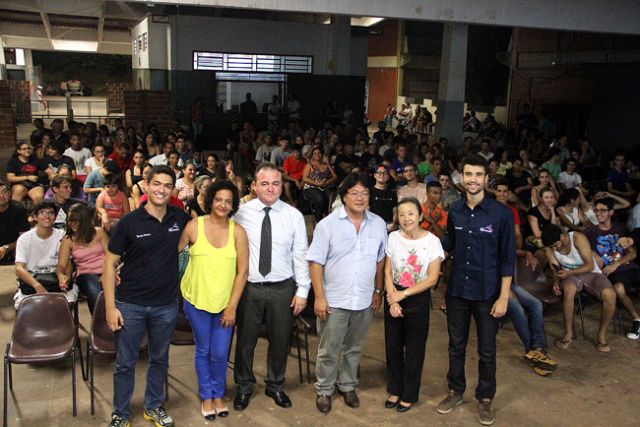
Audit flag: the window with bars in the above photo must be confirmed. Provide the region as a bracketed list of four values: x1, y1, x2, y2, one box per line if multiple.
[193, 51, 313, 74]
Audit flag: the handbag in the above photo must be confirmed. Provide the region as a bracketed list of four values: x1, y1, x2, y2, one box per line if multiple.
[19, 272, 63, 295]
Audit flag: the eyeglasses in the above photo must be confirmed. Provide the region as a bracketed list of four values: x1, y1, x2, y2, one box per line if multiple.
[37, 210, 56, 216]
[346, 191, 369, 198]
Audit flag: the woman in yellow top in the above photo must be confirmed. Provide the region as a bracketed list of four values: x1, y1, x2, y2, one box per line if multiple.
[179, 180, 249, 420]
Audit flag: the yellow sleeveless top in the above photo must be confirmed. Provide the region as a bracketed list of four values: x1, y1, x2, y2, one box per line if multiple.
[181, 216, 236, 313]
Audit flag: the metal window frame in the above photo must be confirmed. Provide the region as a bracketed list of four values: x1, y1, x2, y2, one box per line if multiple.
[192, 51, 313, 74]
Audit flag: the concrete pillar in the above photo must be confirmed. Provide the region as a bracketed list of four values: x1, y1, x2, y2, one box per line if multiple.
[327, 15, 351, 75]
[435, 23, 468, 148]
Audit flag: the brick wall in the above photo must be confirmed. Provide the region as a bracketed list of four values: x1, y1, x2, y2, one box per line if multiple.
[7, 80, 31, 123]
[0, 81, 17, 149]
[123, 90, 173, 131]
[106, 82, 132, 112]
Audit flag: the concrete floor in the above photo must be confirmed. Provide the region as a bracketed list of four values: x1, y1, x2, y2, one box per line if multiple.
[1, 265, 639, 427]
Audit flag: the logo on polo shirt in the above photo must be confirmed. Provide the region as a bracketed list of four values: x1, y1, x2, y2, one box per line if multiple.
[136, 233, 152, 238]
[168, 222, 180, 232]
[479, 225, 494, 233]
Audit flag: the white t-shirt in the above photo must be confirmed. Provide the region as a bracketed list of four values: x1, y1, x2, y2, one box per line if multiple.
[255, 144, 275, 163]
[627, 203, 640, 231]
[385, 230, 444, 288]
[397, 183, 428, 205]
[64, 147, 92, 176]
[84, 156, 102, 173]
[451, 169, 462, 186]
[15, 228, 65, 274]
[557, 171, 582, 189]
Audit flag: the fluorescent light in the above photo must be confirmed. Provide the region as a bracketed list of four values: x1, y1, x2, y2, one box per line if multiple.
[51, 40, 98, 52]
[15, 49, 25, 66]
[322, 17, 385, 26]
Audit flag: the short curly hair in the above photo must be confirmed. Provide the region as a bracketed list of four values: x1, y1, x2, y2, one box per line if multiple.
[204, 179, 240, 217]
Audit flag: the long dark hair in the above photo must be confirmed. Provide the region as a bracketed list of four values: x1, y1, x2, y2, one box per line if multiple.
[65, 204, 96, 244]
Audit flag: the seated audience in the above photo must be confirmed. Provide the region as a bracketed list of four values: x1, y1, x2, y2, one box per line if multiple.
[6, 141, 45, 203]
[556, 157, 582, 190]
[175, 160, 198, 203]
[607, 150, 635, 200]
[420, 181, 447, 239]
[397, 163, 427, 205]
[131, 163, 153, 208]
[56, 203, 109, 314]
[557, 188, 594, 232]
[14, 201, 78, 310]
[125, 149, 146, 193]
[84, 160, 120, 205]
[96, 174, 129, 232]
[369, 165, 397, 230]
[186, 175, 211, 219]
[542, 224, 616, 352]
[302, 145, 337, 223]
[0, 181, 30, 265]
[46, 174, 86, 228]
[583, 197, 640, 339]
[282, 146, 307, 206]
[84, 143, 106, 174]
[527, 187, 560, 248]
[438, 171, 461, 211]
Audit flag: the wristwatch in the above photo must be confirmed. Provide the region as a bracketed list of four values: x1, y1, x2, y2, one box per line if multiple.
[374, 289, 382, 295]
[1, 245, 8, 251]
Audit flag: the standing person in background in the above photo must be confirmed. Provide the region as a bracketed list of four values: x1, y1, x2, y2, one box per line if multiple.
[179, 180, 249, 420]
[287, 93, 301, 122]
[102, 165, 190, 427]
[308, 173, 387, 414]
[191, 97, 205, 142]
[436, 154, 514, 426]
[384, 197, 443, 412]
[232, 163, 310, 411]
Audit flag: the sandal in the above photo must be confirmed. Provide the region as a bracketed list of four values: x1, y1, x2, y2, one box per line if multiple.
[596, 341, 611, 353]
[554, 338, 573, 350]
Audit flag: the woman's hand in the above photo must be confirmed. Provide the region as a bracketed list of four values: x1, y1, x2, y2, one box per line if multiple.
[386, 289, 405, 305]
[389, 303, 403, 318]
[220, 306, 237, 328]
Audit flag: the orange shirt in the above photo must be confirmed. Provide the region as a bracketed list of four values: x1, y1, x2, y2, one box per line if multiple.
[283, 155, 307, 181]
[420, 203, 447, 231]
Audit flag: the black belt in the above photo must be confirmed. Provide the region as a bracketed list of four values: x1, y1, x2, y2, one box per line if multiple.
[248, 277, 293, 286]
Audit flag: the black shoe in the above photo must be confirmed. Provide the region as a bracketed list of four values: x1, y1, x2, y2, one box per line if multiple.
[384, 397, 399, 409]
[396, 402, 412, 413]
[265, 389, 292, 408]
[316, 394, 332, 414]
[339, 390, 360, 408]
[233, 393, 251, 411]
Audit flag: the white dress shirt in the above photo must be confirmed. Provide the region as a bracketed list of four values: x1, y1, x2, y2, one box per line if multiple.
[233, 198, 311, 298]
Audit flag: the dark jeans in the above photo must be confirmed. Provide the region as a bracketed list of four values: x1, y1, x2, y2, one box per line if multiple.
[507, 284, 546, 352]
[303, 187, 328, 223]
[113, 300, 178, 419]
[445, 294, 499, 400]
[76, 273, 102, 314]
[234, 279, 295, 394]
[384, 288, 430, 403]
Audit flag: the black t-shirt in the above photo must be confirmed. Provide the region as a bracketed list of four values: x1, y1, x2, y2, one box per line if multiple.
[506, 170, 532, 204]
[39, 155, 76, 174]
[527, 206, 553, 232]
[109, 205, 190, 305]
[6, 156, 39, 176]
[369, 187, 397, 224]
[0, 201, 30, 248]
[360, 152, 383, 173]
[186, 198, 206, 217]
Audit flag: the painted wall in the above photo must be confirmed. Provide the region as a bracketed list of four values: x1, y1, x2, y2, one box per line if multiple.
[170, 15, 366, 76]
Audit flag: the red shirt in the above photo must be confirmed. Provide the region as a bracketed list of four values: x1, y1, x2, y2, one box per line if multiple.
[507, 203, 521, 225]
[109, 151, 134, 173]
[283, 155, 307, 181]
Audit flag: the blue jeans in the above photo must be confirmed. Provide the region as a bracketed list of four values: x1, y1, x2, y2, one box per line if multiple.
[113, 300, 178, 419]
[183, 300, 234, 400]
[507, 284, 546, 352]
[76, 273, 102, 314]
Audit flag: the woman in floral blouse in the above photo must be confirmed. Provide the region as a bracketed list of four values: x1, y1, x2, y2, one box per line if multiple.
[383, 197, 444, 412]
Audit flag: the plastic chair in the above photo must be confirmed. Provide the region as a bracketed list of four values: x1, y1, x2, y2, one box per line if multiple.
[86, 292, 148, 414]
[3, 294, 78, 426]
[86, 292, 115, 415]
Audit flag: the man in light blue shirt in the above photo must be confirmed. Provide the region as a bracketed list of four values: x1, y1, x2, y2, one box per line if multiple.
[307, 173, 387, 414]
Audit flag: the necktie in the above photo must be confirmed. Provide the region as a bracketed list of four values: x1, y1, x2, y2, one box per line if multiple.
[259, 207, 272, 276]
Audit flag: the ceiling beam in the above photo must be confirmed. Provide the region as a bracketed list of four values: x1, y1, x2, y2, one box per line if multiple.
[34, 0, 53, 48]
[97, 0, 107, 48]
